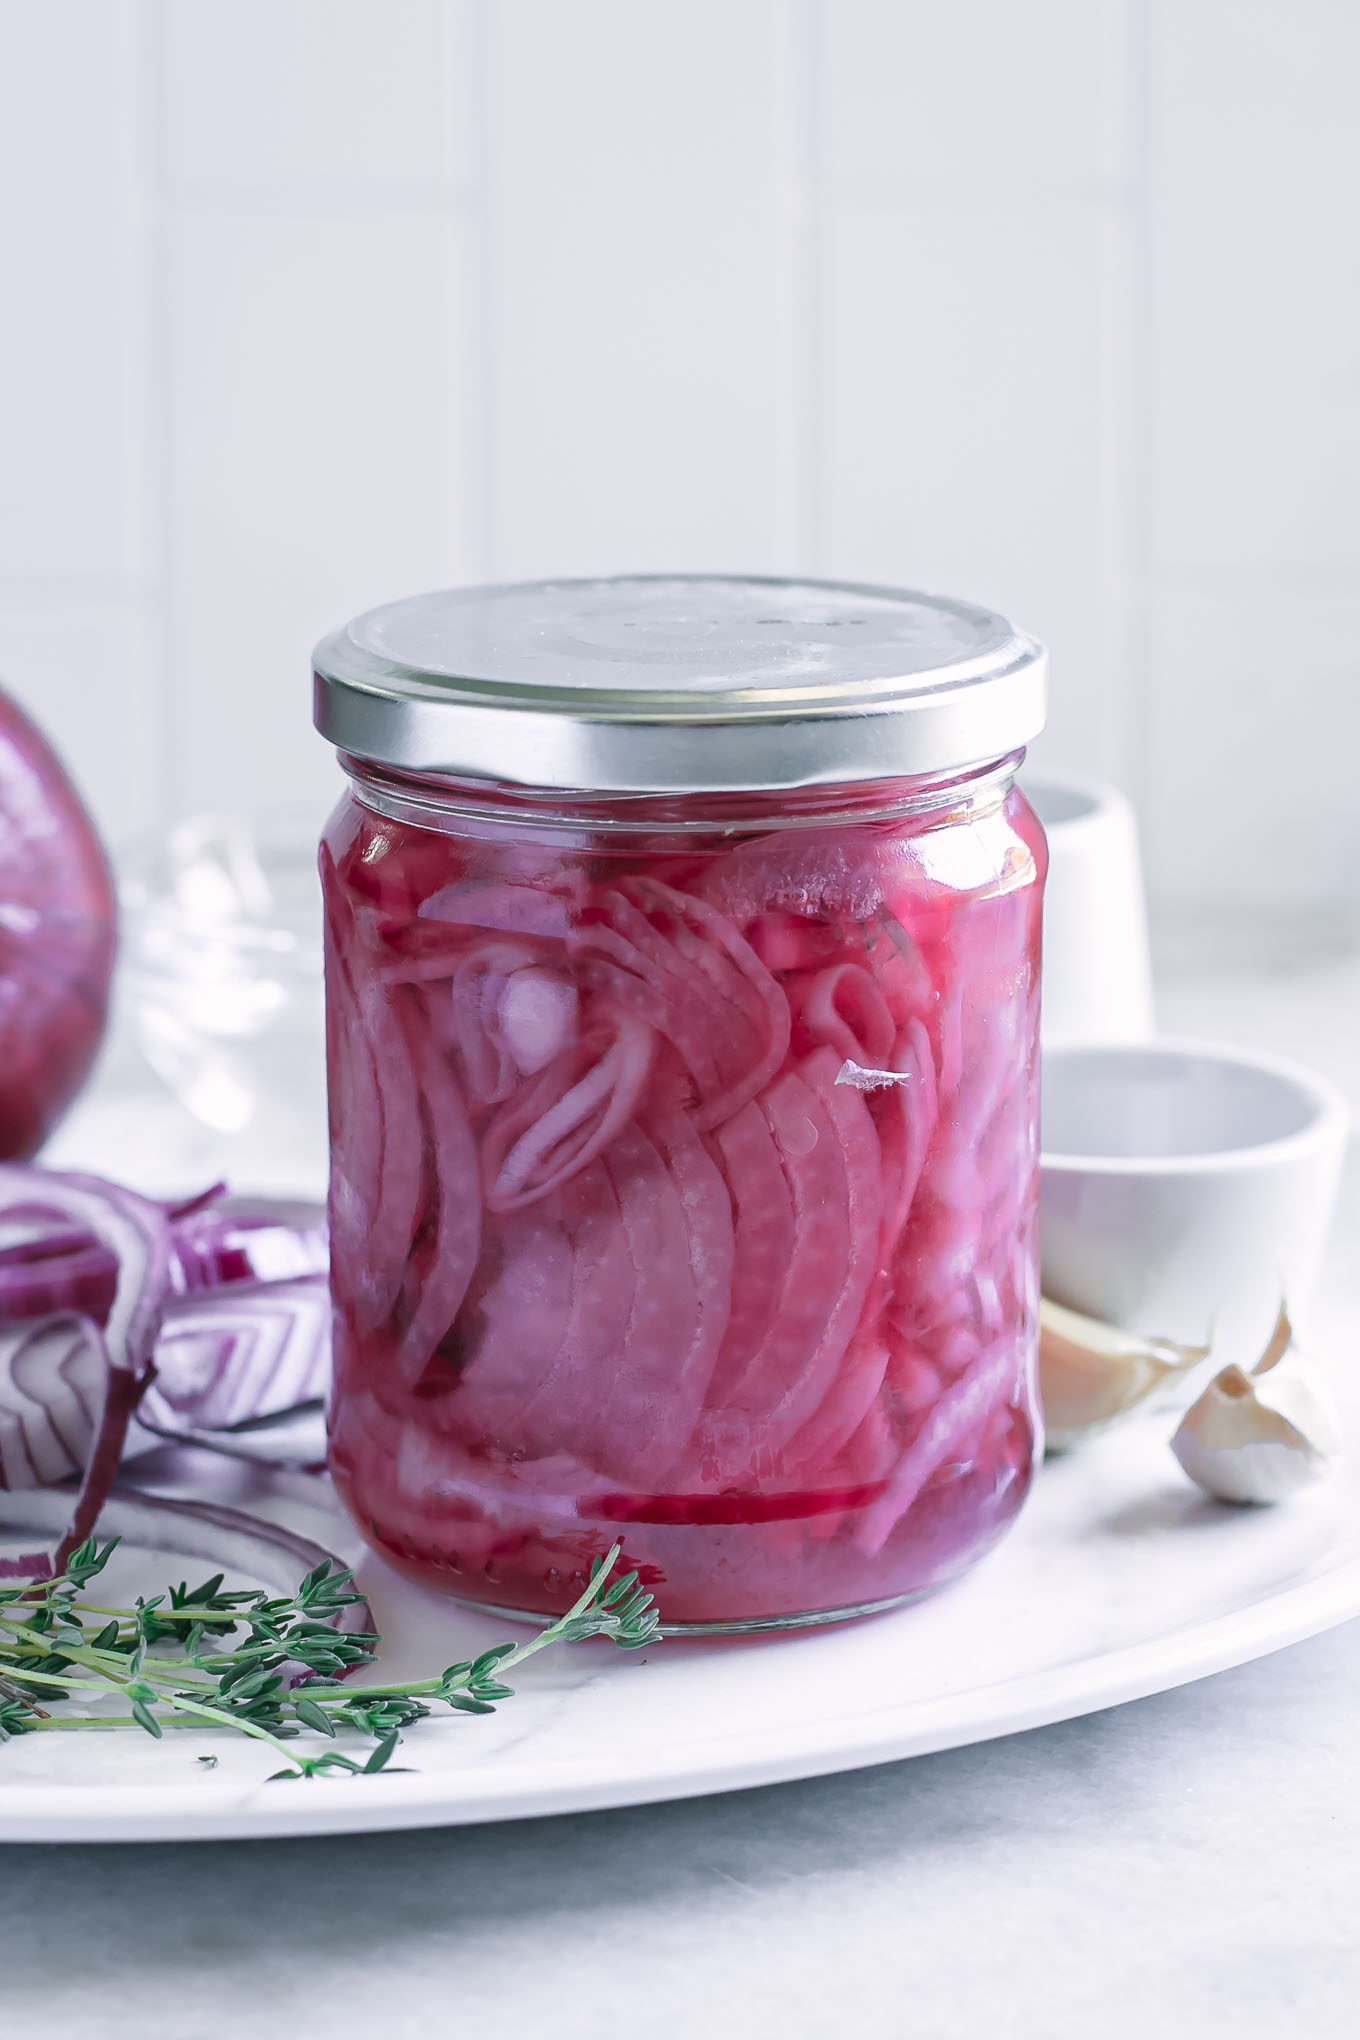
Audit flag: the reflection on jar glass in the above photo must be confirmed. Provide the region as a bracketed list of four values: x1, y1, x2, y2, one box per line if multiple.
[314, 575, 1049, 1632]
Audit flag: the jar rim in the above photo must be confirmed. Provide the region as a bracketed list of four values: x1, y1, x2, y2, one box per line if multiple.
[339, 750, 1027, 841]
[313, 573, 1046, 795]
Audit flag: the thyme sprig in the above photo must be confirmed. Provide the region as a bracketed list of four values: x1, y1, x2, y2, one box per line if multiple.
[0, 1538, 658, 1779]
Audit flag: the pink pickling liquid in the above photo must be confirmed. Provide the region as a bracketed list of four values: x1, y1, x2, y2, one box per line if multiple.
[322, 768, 1046, 1628]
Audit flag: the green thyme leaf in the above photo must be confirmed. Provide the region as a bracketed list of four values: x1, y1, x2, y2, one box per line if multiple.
[0, 1540, 658, 1780]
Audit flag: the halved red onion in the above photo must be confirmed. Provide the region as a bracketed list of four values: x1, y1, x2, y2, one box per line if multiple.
[0, 684, 115, 1160]
[0, 1311, 106, 1489]
[0, 1196, 326, 1326]
[0, 1168, 337, 1550]
[141, 1275, 331, 1432]
[0, 1166, 172, 1567]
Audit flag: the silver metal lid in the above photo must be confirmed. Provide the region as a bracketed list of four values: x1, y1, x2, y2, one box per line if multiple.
[312, 574, 1046, 794]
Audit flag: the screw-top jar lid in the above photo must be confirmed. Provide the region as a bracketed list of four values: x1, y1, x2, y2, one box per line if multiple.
[313, 574, 1046, 794]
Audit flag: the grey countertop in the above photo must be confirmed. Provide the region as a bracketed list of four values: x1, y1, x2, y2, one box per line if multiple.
[3, 956, 1358, 2038]
[4, 1613, 1360, 2038]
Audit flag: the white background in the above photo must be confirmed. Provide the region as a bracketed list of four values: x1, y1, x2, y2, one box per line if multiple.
[1, 0, 1357, 934]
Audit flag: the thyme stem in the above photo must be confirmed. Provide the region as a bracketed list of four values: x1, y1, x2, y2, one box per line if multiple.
[0, 1535, 660, 1777]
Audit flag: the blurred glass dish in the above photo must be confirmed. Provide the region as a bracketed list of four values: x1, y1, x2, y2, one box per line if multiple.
[117, 815, 328, 1196]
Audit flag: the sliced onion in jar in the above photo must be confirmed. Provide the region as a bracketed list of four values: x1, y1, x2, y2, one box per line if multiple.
[388, 994, 481, 1388]
[856, 1333, 1025, 1557]
[569, 880, 788, 1131]
[481, 1010, 653, 1214]
[708, 1051, 880, 1457]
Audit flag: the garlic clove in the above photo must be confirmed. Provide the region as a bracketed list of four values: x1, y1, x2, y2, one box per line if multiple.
[1171, 1308, 1342, 1504]
[1251, 1301, 1301, 1381]
[1039, 1298, 1209, 1451]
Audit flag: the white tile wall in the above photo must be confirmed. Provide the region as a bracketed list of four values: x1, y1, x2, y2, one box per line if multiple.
[165, 205, 460, 819]
[820, 204, 1127, 774]
[0, 4, 154, 585]
[163, 0, 458, 192]
[0, 0, 1356, 924]
[483, 1, 793, 578]
[1141, 1, 1360, 916]
[818, 0, 1134, 195]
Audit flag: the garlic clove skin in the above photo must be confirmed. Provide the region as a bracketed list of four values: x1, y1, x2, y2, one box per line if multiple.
[1039, 1298, 1209, 1451]
[1171, 1310, 1342, 1505]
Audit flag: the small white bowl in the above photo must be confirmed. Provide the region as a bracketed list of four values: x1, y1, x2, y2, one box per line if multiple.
[1040, 1038, 1351, 1368]
[1022, 771, 1155, 1046]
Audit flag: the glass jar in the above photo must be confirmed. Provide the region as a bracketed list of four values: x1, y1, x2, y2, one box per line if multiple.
[313, 576, 1048, 1632]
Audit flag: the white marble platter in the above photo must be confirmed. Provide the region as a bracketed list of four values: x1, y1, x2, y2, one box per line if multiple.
[2, 1294, 1357, 1845]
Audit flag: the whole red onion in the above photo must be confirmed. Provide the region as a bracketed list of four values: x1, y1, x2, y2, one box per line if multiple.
[0, 685, 115, 1156]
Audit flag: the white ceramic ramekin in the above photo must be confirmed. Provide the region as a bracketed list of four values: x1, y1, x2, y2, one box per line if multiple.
[1040, 1038, 1351, 1369]
[1023, 772, 1155, 1046]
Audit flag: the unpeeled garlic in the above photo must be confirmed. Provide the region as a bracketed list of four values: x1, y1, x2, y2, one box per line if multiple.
[1171, 1306, 1341, 1504]
[1039, 1297, 1209, 1451]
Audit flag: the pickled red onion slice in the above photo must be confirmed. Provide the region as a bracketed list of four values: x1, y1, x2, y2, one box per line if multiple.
[700, 1049, 880, 1470]
[502, 1165, 639, 1462]
[874, 1014, 939, 1247]
[586, 1114, 733, 1487]
[481, 1010, 653, 1213]
[390, 999, 481, 1388]
[783, 1327, 893, 1477]
[453, 1208, 575, 1434]
[695, 825, 891, 927]
[451, 940, 540, 1102]
[856, 1333, 1022, 1556]
[570, 878, 788, 1129]
[322, 868, 382, 1275]
[474, 1125, 692, 1487]
[500, 968, 578, 1074]
[790, 962, 895, 1068]
[701, 1101, 796, 1415]
[418, 875, 579, 941]
[868, 911, 935, 1021]
[357, 980, 425, 1325]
